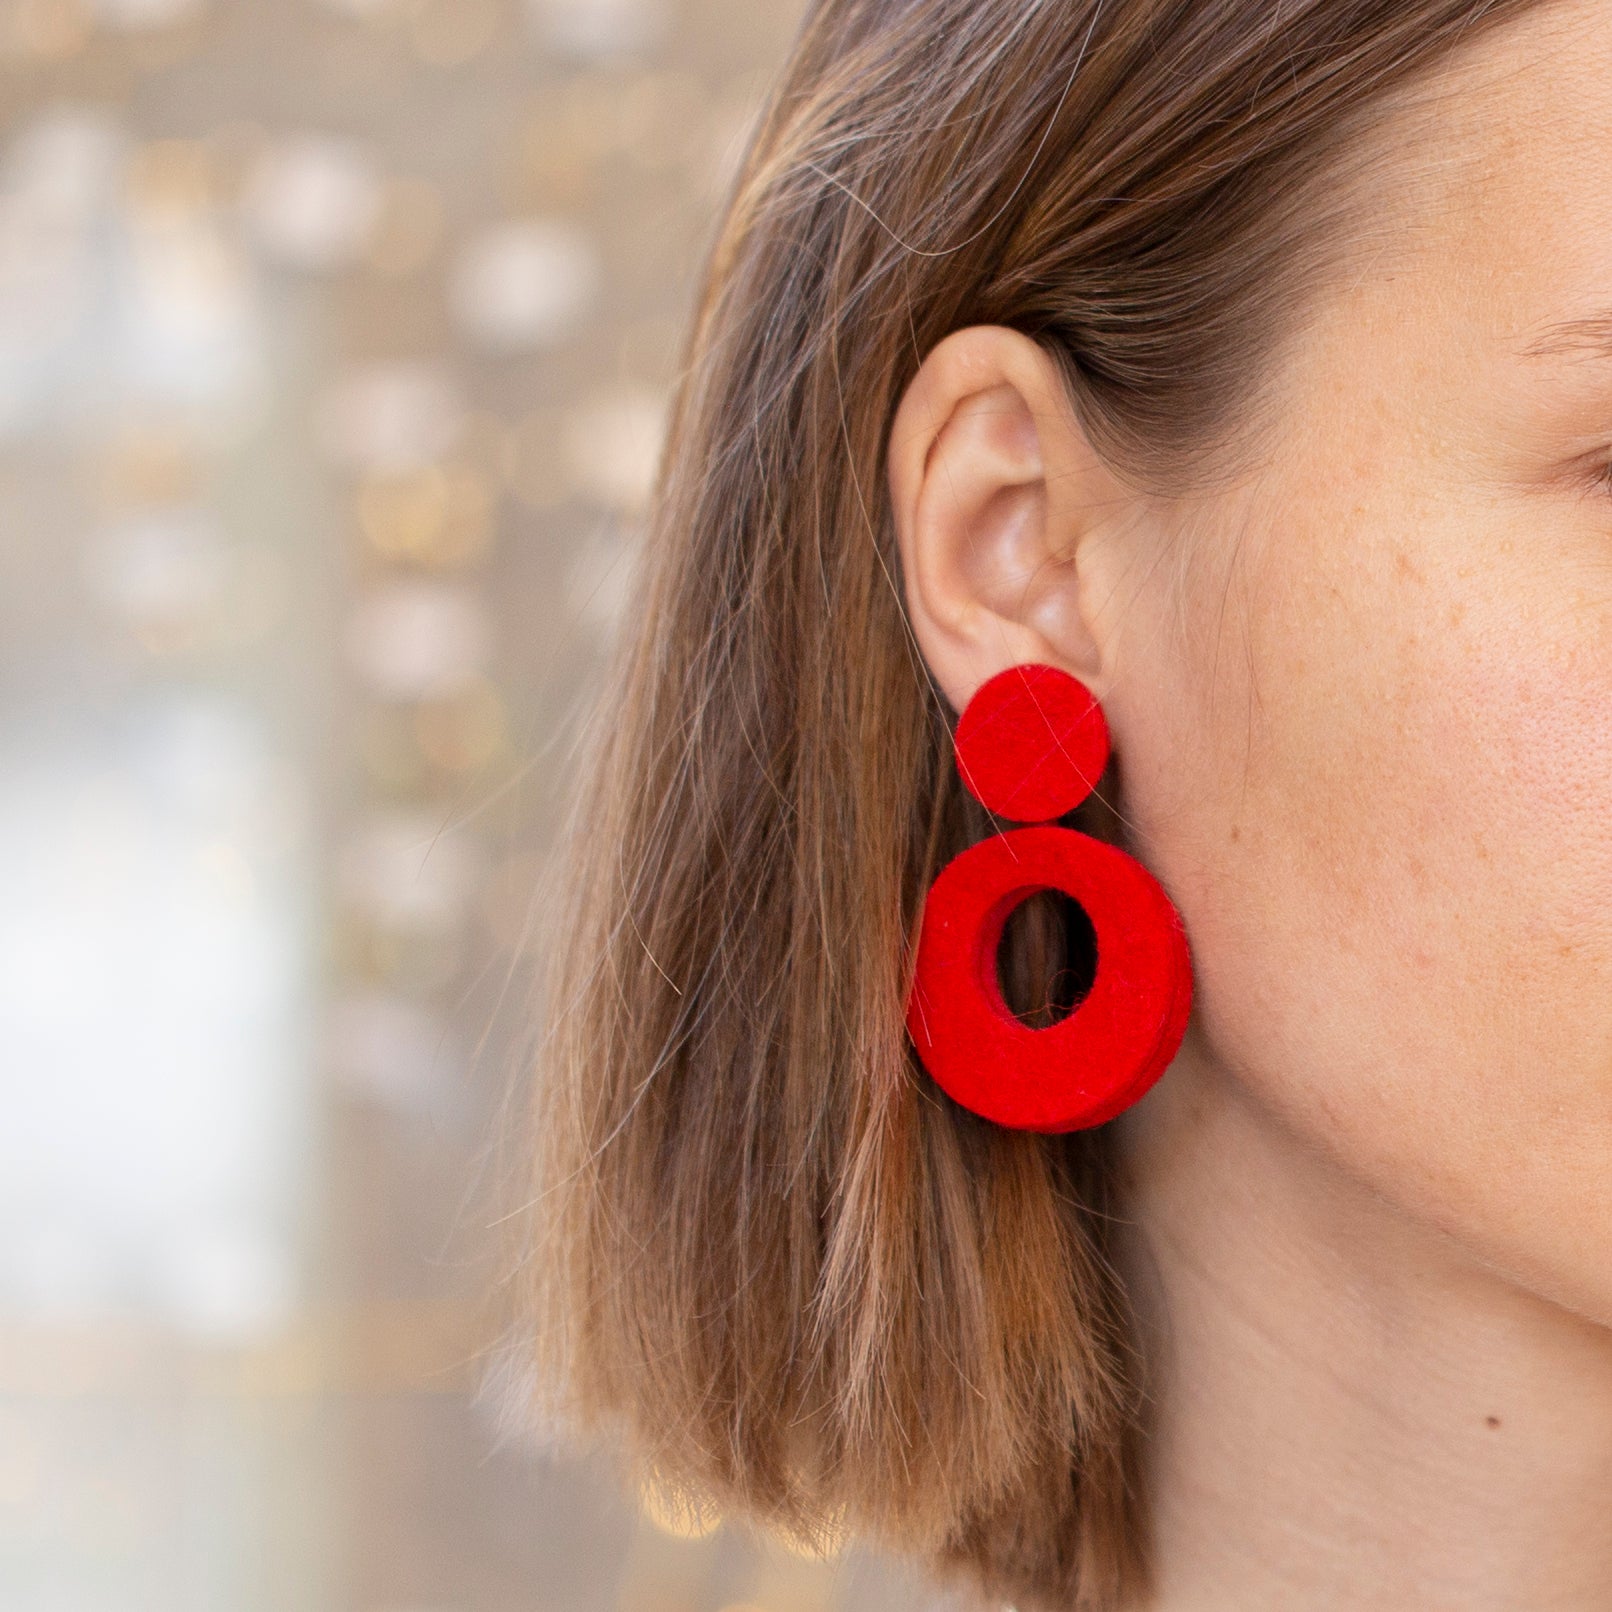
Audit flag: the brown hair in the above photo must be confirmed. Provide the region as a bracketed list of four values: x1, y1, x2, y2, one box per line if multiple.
[511, 3, 1542, 1608]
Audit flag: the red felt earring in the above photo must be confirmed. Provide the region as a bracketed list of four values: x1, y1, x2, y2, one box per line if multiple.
[905, 663, 1193, 1132]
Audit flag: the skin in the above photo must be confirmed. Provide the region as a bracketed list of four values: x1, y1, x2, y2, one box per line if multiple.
[887, 2, 1612, 1606]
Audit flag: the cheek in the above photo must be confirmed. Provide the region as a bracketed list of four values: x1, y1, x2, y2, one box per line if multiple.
[1272, 629, 1612, 1001]
[1462, 649, 1612, 951]
[1151, 528, 1612, 1315]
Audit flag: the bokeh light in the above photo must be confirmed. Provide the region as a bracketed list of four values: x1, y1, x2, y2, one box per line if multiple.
[0, 2, 935, 1609]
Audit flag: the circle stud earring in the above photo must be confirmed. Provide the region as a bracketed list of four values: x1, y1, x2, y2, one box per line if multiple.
[906, 663, 1193, 1132]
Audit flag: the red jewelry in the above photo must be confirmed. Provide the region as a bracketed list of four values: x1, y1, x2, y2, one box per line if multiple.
[905, 663, 1193, 1132]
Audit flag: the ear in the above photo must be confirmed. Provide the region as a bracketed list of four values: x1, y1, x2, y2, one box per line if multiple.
[888, 325, 1142, 716]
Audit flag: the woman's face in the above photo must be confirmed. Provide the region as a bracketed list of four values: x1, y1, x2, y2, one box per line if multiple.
[1106, 0, 1612, 1321]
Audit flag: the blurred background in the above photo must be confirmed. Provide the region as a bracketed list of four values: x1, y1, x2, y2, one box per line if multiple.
[0, 1, 938, 1608]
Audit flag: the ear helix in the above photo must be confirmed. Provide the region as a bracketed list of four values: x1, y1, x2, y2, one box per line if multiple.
[905, 663, 1193, 1132]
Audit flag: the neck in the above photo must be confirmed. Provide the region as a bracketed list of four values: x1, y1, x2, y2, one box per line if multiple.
[1109, 1046, 1612, 1612]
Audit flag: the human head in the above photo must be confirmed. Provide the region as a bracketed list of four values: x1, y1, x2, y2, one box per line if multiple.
[513, 2, 1588, 1608]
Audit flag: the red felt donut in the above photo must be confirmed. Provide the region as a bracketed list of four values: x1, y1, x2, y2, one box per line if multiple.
[905, 825, 1192, 1133]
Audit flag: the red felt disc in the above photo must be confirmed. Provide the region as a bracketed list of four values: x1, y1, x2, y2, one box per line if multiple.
[906, 825, 1192, 1133]
[954, 663, 1110, 823]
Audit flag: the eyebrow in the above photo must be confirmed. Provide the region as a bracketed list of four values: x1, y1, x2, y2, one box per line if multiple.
[1518, 309, 1612, 361]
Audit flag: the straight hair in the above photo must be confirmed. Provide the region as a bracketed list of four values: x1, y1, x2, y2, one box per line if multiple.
[511, 2, 1546, 1607]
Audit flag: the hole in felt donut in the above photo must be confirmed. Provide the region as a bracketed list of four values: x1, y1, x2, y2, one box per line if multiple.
[995, 889, 1097, 1030]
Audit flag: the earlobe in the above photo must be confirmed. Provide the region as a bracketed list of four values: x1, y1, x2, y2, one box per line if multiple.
[888, 325, 1120, 715]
